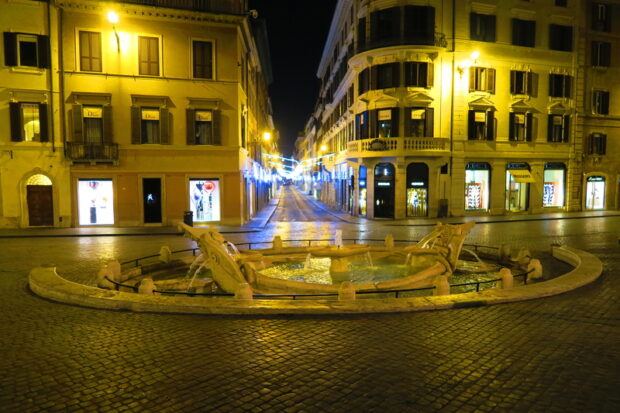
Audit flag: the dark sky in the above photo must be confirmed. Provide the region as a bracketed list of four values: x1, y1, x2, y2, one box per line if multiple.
[249, 1, 337, 156]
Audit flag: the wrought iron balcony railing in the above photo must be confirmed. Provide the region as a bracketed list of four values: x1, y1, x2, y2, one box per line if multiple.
[65, 142, 119, 164]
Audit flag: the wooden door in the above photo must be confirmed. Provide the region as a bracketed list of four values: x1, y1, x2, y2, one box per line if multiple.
[27, 185, 54, 226]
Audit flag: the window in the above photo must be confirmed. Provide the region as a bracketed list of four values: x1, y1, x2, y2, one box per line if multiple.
[71, 104, 112, 145]
[9, 102, 48, 142]
[469, 67, 496, 93]
[77, 180, 114, 225]
[83, 106, 104, 143]
[189, 179, 221, 222]
[370, 7, 400, 45]
[465, 163, 491, 211]
[512, 19, 536, 47]
[592, 90, 610, 115]
[468, 109, 494, 140]
[549, 25, 573, 51]
[555, 0, 568, 7]
[404, 62, 433, 88]
[403, 6, 435, 45]
[138, 36, 159, 76]
[131, 107, 169, 144]
[372, 108, 399, 138]
[187, 109, 221, 145]
[549, 74, 572, 98]
[543, 163, 566, 207]
[356, 111, 369, 140]
[193, 40, 213, 79]
[373, 63, 400, 89]
[592, 3, 612, 32]
[510, 70, 532, 95]
[358, 68, 370, 95]
[592, 41, 611, 66]
[587, 133, 606, 155]
[470, 13, 496, 42]
[547, 115, 570, 142]
[3, 32, 50, 68]
[357, 17, 366, 50]
[79, 31, 102, 72]
[509, 112, 533, 142]
[405, 107, 434, 137]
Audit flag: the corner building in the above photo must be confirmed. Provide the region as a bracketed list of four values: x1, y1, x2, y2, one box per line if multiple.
[297, 0, 620, 219]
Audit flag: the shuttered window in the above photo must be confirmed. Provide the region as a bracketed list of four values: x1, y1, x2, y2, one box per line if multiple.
[138, 36, 159, 76]
[9, 102, 49, 142]
[79, 31, 102, 72]
[512, 19, 536, 47]
[470, 13, 496, 42]
[3, 32, 50, 68]
[186, 109, 221, 145]
[469, 67, 496, 93]
[193, 40, 213, 79]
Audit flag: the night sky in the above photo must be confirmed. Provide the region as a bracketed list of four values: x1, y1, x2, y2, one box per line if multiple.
[249, 1, 337, 156]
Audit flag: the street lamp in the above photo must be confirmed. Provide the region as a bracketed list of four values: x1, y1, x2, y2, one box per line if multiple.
[263, 132, 272, 142]
[107, 11, 121, 53]
[320, 144, 327, 152]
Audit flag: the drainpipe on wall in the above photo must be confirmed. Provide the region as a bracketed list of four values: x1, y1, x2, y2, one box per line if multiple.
[57, 7, 66, 147]
[46, 1, 55, 152]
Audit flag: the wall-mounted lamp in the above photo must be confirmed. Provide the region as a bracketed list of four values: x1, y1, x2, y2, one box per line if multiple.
[319, 144, 328, 152]
[107, 11, 121, 53]
[456, 51, 481, 78]
[262, 132, 272, 142]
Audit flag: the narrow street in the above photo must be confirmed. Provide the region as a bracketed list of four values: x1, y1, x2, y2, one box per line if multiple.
[269, 185, 341, 222]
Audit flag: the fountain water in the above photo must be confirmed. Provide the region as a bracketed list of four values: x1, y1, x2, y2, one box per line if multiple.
[334, 230, 343, 248]
[304, 253, 312, 269]
[365, 251, 374, 268]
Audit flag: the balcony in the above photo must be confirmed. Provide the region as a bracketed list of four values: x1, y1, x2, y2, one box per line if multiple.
[346, 137, 449, 158]
[357, 31, 447, 54]
[65, 142, 119, 165]
[117, 0, 247, 14]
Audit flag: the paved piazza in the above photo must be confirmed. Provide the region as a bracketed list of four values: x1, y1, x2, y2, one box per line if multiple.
[1, 213, 619, 412]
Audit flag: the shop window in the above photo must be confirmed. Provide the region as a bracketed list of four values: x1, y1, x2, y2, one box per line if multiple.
[405, 107, 434, 137]
[79, 31, 102, 72]
[506, 164, 533, 212]
[549, 25, 573, 51]
[585, 176, 605, 210]
[587, 133, 607, 155]
[469, 67, 496, 93]
[470, 13, 496, 42]
[78, 179, 114, 225]
[186, 109, 220, 145]
[372, 108, 398, 138]
[138, 36, 159, 76]
[404, 62, 433, 88]
[189, 179, 221, 222]
[193, 40, 213, 79]
[512, 19, 536, 47]
[3, 32, 50, 68]
[547, 114, 570, 142]
[549, 74, 572, 98]
[406, 163, 429, 217]
[373, 63, 400, 89]
[358, 166, 367, 216]
[465, 162, 491, 211]
[370, 7, 400, 45]
[543, 163, 566, 207]
[509, 112, 533, 142]
[403, 6, 435, 45]
[9, 102, 48, 142]
[592, 41, 611, 67]
[592, 90, 610, 115]
[468, 109, 495, 140]
[510, 70, 533, 95]
[592, 3, 612, 32]
[131, 107, 170, 144]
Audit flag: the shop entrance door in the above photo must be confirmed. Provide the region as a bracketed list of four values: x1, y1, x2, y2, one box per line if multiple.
[585, 177, 605, 210]
[374, 163, 395, 218]
[27, 185, 53, 226]
[143, 178, 162, 223]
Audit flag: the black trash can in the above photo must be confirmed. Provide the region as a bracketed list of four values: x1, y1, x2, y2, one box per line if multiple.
[183, 211, 193, 227]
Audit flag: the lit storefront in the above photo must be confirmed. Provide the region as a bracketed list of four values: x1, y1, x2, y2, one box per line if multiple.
[506, 163, 533, 212]
[358, 166, 367, 216]
[77, 179, 114, 225]
[543, 163, 566, 208]
[189, 179, 221, 222]
[465, 162, 490, 211]
[585, 176, 606, 210]
[406, 163, 428, 217]
[374, 163, 395, 218]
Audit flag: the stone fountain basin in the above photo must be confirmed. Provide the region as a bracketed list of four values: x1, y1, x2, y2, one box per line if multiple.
[307, 244, 371, 258]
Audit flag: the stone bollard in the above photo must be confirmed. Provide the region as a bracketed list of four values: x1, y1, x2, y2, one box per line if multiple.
[527, 259, 543, 282]
[234, 283, 254, 300]
[384, 234, 394, 249]
[138, 278, 157, 295]
[338, 281, 356, 301]
[433, 275, 451, 296]
[516, 248, 532, 270]
[159, 246, 172, 263]
[108, 260, 122, 281]
[499, 244, 511, 264]
[272, 236, 283, 252]
[97, 266, 116, 290]
[499, 268, 513, 289]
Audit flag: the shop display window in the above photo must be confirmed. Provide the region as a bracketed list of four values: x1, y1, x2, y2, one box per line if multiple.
[543, 165, 565, 207]
[585, 176, 605, 210]
[78, 179, 114, 225]
[465, 163, 490, 210]
[189, 179, 221, 222]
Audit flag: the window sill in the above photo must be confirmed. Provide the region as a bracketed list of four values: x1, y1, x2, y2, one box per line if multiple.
[10, 66, 45, 75]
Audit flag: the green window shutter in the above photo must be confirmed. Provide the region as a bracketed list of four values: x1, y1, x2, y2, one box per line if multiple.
[391, 108, 399, 137]
[186, 108, 195, 145]
[37, 35, 50, 69]
[563, 115, 570, 142]
[102, 105, 113, 143]
[404, 108, 411, 137]
[71, 104, 83, 142]
[131, 106, 141, 144]
[425, 107, 434, 137]
[4, 33, 17, 67]
[547, 115, 553, 141]
[39, 103, 49, 142]
[467, 110, 475, 140]
[509, 112, 515, 140]
[212, 110, 221, 145]
[486, 111, 494, 140]
[9, 102, 22, 141]
[426, 63, 434, 87]
[525, 113, 533, 142]
[487, 68, 496, 93]
[159, 108, 170, 144]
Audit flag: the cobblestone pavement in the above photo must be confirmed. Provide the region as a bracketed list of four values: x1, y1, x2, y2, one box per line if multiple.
[1, 216, 619, 412]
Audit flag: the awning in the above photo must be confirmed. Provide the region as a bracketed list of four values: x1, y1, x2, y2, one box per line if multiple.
[508, 169, 535, 183]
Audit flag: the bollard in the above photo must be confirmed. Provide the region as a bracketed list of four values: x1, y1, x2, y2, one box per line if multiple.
[499, 267, 513, 289]
[384, 234, 394, 249]
[97, 266, 116, 290]
[338, 281, 356, 301]
[516, 248, 532, 270]
[433, 275, 451, 296]
[159, 246, 172, 263]
[499, 244, 511, 264]
[108, 260, 122, 281]
[272, 236, 283, 252]
[527, 259, 543, 282]
[234, 283, 254, 300]
[138, 278, 157, 295]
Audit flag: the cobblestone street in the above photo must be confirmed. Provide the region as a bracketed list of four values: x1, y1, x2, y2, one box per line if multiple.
[1, 213, 619, 412]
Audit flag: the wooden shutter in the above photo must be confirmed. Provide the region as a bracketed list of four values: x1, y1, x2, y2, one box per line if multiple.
[547, 115, 553, 141]
[486, 111, 494, 140]
[71, 104, 83, 142]
[425, 6, 435, 44]
[370, 66, 377, 90]
[4, 33, 17, 66]
[601, 134, 607, 154]
[102, 105, 113, 143]
[487, 68, 496, 93]
[525, 113, 533, 142]
[486, 15, 496, 42]
[564, 76, 572, 98]
[604, 5, 612, 32]
[470, 13, 478, 40]
[391, 108, 399, 137]
[37, 35, 50, 69]
[467, 110, 475, 140]
[186, 109, 195, 145]
[510, 71, 516, 94]
[469, 67, 475, 92]
[403, 108, 411, 137]
[427, 62, 434, 87]
[392, 63, 400, 88]
[526, 71, 533, 95]
[508, 112, 515, 140]
[425, 107, 434, 137]
[9, 102, 22, 141]
[212, 109, 221, 145]
[38, 103, 49, 142]
[159, 107, 170, 144]
[563, 115, 570, 142]
[131, 106, 141, 144]
[369, 110, 377, 139]
[370, 12, 379, 43]
[602, 91, 610, 114]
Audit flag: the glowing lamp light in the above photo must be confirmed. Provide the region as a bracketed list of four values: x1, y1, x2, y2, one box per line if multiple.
[263, 132, 272, 142]
[107, 11, 119, 24]
[320, 144, 328, 152]
[470, 50, 480, 61]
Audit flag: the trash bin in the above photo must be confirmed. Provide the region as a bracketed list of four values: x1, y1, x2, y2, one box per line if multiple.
[183, 211, 193, 227]
[438, 199, 448, 218]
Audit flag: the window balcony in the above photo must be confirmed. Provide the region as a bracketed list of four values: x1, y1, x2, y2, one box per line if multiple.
[346, 137, 449, 158]
[65, 142, 119, 165]
[117, 0, 247, 14]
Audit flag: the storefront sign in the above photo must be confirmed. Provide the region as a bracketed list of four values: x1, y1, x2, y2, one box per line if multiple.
[508, 169, 535, 183]
[409, 181, 425, 187]
[141, 109, 160, 120]
[195, 110, 212, 122]
[377, 182, 391, 187]
[83, 107, 102, 118]
[378, 110, 392, 120]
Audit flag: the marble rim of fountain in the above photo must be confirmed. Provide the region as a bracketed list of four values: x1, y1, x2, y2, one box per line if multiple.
[307, 244, 371, 258]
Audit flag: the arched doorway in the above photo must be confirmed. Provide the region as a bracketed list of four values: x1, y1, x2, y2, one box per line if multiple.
[26, 174, 53, 226]
[374, 163, 395, 218]
[406, 163, 429, 217]
[585, 176, 606, 210]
